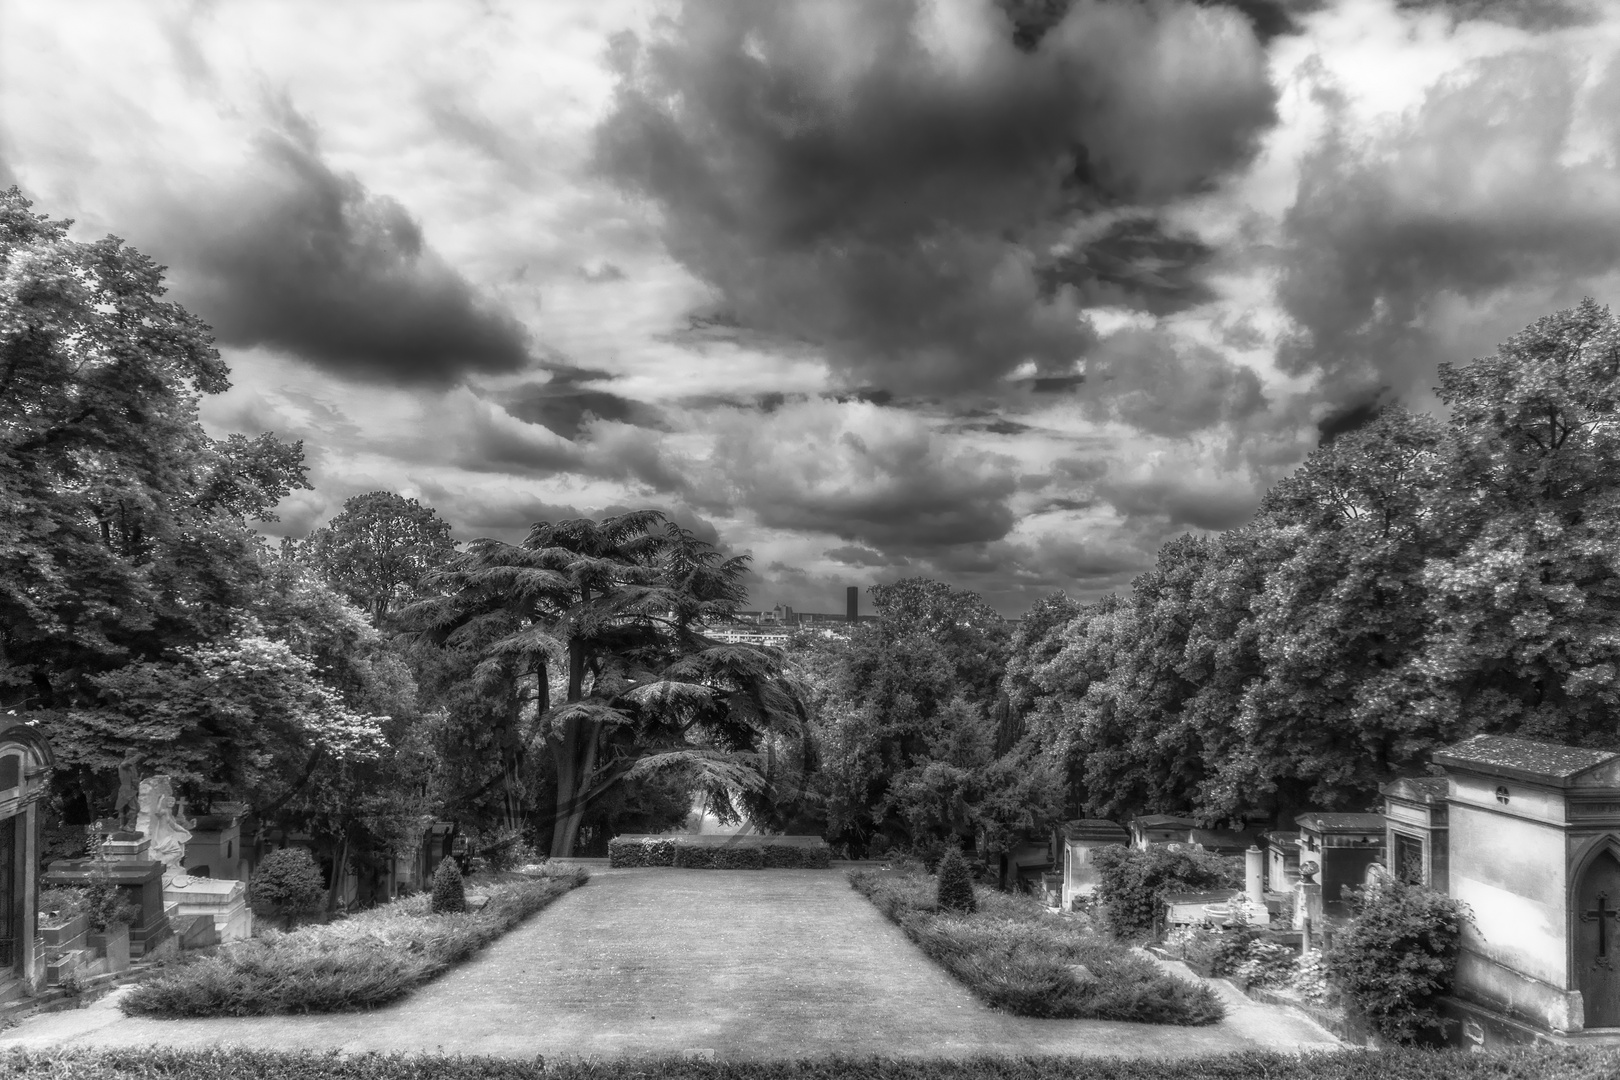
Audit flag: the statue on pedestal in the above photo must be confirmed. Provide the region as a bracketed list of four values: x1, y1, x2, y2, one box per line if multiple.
[134, 774, 195, 881]
[114, 748, 143, 831]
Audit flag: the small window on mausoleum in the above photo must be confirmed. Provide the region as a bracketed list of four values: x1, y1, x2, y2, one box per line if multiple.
[1395, 833, 1424, 885]
[1496, 786, 1510, 805]
[0, 753, 18, 791]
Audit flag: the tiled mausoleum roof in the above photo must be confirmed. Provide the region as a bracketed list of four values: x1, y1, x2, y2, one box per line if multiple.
[1433, 734, 1620, 785]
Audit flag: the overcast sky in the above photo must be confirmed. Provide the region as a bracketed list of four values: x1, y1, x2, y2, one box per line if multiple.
[5, 0, 1619, 615]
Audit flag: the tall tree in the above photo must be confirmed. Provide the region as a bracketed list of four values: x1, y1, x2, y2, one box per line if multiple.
[301, 491, 457, 625]
[402, 510, 810, 857]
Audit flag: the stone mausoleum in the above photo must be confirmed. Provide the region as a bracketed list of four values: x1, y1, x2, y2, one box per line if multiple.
[0, 721, 53, 998]
[1430, 735, 1620, 1043]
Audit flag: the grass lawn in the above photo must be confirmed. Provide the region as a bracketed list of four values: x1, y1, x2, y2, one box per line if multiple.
[120, 864, 587, 1017]
[2, 1047, 1617, 1079]
[849, 865, 1224, 1025]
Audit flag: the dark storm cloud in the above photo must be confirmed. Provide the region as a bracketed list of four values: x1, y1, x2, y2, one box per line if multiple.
[1081, 328, 1266, 436]
[1276, 49, 1620, 405]
[500, 371, 666, 441]
[167, 132, 531, 385]
[593, 0, 1276, 395]
[1095, 474, 1259, 531]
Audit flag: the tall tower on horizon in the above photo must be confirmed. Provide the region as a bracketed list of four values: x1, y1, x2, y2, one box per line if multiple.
[846, 586, 858, 623]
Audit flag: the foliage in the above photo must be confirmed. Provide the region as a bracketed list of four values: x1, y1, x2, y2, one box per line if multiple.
[849, 865, 1223, 1025]
[608, 836, 681, 867]
[1324, 878, 1471, 1044]
[935, 848, 977, 913]
[1090, 844, 1239, 941]
[674, 844, 764, 869]
[430, 857, 467, 914]
[249, 848, 328, 930]
[6, 1049, 1620, 1080]
[300, 491, 456, 625]
[760, 843, 832, 868]
[37, 886, 89, 923]
[82, 879, 140, 932]
[400, 511, 812, 857]
[121, 866, 587, 1017]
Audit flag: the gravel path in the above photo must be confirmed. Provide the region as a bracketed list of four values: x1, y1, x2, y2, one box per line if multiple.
[0, 866, 1341, 1060]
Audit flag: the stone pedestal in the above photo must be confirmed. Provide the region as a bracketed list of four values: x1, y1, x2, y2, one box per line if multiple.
[163, 874, 251, 941]
[42, 858, 173, 958]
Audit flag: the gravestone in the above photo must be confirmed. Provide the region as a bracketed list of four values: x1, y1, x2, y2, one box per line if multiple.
[1294, 812, 1385, 911]
[1128, 814, 1195, 849]
[1262, 829, 1302, 893]
[1432, 734, 1620, 1039]
[1060, 819, 1127, 910]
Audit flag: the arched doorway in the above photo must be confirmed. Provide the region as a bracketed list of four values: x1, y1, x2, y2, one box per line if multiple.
[1576, 847, 1620, 1028]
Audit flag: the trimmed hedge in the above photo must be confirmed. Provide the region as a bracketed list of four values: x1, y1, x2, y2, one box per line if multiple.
[609, 835, 831, 869]
[120, 867, 587, 1016]
[851, 866, 1223, 1025]
[4, 1047, 1620, 1080]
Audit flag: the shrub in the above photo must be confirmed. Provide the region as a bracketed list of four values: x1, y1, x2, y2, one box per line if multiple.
[762, 843, 832, 868]
[83, 879, 140, 932]
[38, 886, 89, 923]
[5, 1048, 1620, 1080]
[121, 865, 588, 1017]
[673, 844, 764, 869]
[249, 848, 327, 930]
[430, 858, 467, 914]
[1324, 877, 1470, 1044]
[1091, 843, 1239, 940]
[849, 866, 1223, 1025]
[936, 848, 976, 913]
[607, 837, 679, 867]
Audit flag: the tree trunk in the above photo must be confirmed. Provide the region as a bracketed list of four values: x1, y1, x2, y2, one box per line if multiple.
[326, 833, 349, 914]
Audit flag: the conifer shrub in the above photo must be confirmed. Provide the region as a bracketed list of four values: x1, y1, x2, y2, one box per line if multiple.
[248, 848, 327, 930]
[430, 857, 467, 914]
[1325, 877, 1471, 1044]
[673, 843, 764, 869]
[936, 848, 977, 913]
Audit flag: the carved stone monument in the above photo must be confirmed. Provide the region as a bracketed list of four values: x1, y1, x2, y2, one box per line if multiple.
[134, 775, 194, 883]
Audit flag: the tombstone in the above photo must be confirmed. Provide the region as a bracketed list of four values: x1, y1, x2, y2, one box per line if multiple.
[164, 873, 251, 942]
[1294, 811, 1385, 912]
[1262, 829, 1302, 893]
[1432, 734, 1620, 1038]
[1060, 819, 1128, 910]
[0, 722, 54, 996]
[1128, 814, 1196, 849]
[183, 803, 246, 881]
[1381, 776, 1450, 891]
[43, 831, 174, 960]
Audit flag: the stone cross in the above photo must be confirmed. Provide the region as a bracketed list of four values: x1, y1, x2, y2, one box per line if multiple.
[1582, 891, 1620, 969]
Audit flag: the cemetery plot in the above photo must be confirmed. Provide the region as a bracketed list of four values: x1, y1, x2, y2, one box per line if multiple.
[848, 863, 1224, 1024]
[117, 865, 587, 1017]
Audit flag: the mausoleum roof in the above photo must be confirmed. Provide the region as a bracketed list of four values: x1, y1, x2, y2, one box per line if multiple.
[1295, 812, 1386, 834]
[1433, 735, 1620, 787]
[1381, 776, 1449, 803]
[1132, 814, 1195, 829]
[1062, 819, 1129, 842]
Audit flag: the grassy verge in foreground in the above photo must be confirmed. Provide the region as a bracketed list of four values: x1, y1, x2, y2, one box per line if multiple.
[120, 865, 588, 1017]
[2, 1048, 1618, 1080]
[849, 866, 1223, 1025]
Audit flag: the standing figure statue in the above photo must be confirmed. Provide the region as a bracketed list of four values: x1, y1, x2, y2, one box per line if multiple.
[113, 748, 143, 832]
[134, 775, 195, 881]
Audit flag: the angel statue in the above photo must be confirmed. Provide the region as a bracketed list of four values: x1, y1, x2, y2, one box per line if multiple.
[134, 775, 195, 881]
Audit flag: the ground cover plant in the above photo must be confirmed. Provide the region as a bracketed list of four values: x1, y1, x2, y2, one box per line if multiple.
[4, 1047, 1620, 1080]
[849, 864, 1223, 1024]
[119, 865, 587, 1017]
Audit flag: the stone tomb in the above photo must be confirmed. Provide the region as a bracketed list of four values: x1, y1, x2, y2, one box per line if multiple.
[1262, 829, 1302, 893]
[1129, 814, 1196, 849]
[1060, 819, 1128, 910]
[43, 835, 174, 960]
[182, 803, 246, 881]
[164, 874, 250, 942]
[1432, 734, 1620, 1036]
[1294, 811, 1385, 910]
[0, 721, 54, 996]
[1381, 776, 1450, 891]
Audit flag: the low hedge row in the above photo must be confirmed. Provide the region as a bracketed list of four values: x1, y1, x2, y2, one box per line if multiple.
[607, 837, 831, 869]
[119, 866, 588, 1017]
[3, 1047, 1619, 1080]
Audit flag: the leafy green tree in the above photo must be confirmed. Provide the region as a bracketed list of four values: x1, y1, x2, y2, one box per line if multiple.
[402, 510, 810, 857]
[1325, 878, 1470, 1043]
[301, 491, 457, 625]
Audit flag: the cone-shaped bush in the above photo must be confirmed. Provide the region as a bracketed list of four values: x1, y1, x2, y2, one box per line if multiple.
[248, 847, 326, 930]
[430, 856, 467, 914]
[936, 847, 977, 913]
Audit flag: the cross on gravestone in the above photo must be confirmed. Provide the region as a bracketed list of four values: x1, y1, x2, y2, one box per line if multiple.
[1582, 891, 1620, 969]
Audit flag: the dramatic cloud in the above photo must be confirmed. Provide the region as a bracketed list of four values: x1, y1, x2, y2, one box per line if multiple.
[163, 132, 533, 386]
[594, 0, 1276, 394]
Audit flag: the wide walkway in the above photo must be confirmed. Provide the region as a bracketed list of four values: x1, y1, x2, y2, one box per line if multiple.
[0, 867, 1341, 1060]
